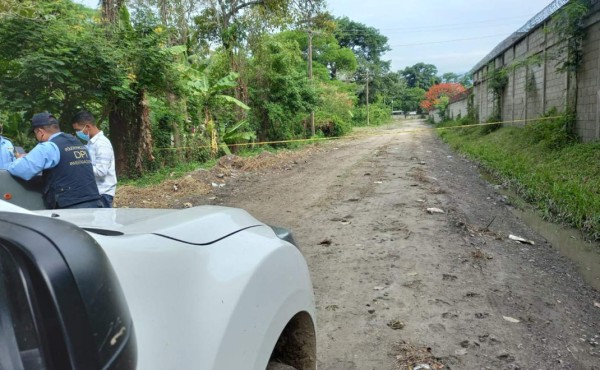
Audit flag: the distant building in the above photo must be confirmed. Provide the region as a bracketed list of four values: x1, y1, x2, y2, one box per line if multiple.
[448, 88, 473, 120]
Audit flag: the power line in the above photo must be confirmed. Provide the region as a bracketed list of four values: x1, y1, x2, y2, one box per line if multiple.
[334, 22, 525, 36]
[378, 15, 537, 31]
[329, 14, 538, 36]
[387, 33, 510, 48]
[335, 13, 538, 31]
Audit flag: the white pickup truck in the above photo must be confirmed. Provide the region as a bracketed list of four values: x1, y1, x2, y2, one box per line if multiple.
[0, 170, 316, 370]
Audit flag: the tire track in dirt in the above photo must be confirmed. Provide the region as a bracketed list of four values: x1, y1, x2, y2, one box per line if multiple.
[206, 118, 600, 370]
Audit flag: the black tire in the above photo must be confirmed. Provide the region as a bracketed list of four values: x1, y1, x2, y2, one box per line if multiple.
[266, 361, 298, 370]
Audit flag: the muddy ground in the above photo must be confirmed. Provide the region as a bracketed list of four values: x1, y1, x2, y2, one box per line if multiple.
[120, 118, 600, 369]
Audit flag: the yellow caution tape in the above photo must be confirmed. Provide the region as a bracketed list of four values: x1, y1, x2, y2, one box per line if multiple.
[149, 115, 564, 151]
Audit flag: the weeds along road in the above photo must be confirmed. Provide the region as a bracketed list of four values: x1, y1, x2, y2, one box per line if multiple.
[212, 118, 600, 370]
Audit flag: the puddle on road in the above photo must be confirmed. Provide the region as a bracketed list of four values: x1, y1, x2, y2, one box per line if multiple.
[511, 206, 600, 291]
[479, 170, 600, 290]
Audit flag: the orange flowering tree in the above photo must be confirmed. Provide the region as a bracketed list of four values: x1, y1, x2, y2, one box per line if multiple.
[420, 83, 466, 119]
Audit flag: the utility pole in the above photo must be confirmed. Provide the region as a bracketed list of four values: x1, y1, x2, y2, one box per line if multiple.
[366, 69, 370, 126]
[297, 0, 325, 136]
[308, 28, 315, 136]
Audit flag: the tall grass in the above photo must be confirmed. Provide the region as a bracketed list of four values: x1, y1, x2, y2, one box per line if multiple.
[437, 113, 600, 241]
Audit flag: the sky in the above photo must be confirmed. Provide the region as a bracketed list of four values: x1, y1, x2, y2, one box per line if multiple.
[326, 0, 555, 74]
[75, 0, 556, 75]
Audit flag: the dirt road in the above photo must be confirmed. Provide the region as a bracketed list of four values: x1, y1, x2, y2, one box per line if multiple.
[197, 119, 600, 369]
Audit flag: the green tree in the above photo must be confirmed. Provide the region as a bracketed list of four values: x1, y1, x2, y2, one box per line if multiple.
[400, 87, 426, 113]
[333, 16, 390, 66]
[102, 4, 183, 175]
[192, 0, 291, 75]
[276, 30, 357, 81]
[0, 0, 120, 130]
[247, 34, 316, 141]
[459, 73, 473, 87]
[400, 62, 440, 90]
[0, 0, 37, 17]
[441, 72, 459, 83]
[332, 17, 391, 105]
[129, 0, 198, 46]
[129, 0, 204, 161]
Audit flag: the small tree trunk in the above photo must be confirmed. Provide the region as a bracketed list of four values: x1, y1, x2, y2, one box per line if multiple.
[308, 30, 315, 137]
[109, 103, 129, 176]
[167, 92, 183, 159]
[566, 69, 578, 135]
[205, 108, 218, 157]
[101, 0, 124, 23]
[135, 89, 154, 174]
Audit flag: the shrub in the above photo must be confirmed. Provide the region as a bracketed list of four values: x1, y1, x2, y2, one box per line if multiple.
[315, 82, 355, 137]
[523, 109, 576, 150]
[480, 117, 502, 135]
[352, 103, 391, 126]
[316, 115, 351, 137]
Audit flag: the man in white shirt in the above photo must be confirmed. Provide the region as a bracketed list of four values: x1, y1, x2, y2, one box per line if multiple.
[71, 111, 117, 208]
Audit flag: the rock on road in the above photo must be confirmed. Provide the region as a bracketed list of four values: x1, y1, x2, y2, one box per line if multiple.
[210, 119, 600, 370]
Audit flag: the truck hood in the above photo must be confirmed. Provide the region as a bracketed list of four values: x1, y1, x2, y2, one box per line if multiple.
[0, 200, 264, 245]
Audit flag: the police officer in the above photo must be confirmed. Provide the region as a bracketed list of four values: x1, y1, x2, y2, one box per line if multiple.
[7, 112, 102, 209]
[0, 123, 15, 170]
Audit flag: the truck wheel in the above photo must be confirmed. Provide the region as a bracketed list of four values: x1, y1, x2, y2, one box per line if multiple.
[266, 361, 298, 370]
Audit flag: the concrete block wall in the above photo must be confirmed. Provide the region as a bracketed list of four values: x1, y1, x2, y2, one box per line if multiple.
[527, 62, 545, 119]
[513, 66, 527, 121]
[502, 48, 515, 121]
[473, 81, 483, 119]
[529, 27, 546, 54]
[448, 98, 468, 120]
[502, 72, 514, 121]
[473, 10, 600, 141]
[484, 80, 494, 120]
[576, 19, 600, 141]
[429, 110, 442, 124]
[544, 42, 568, 112]
[475, 66, 491, 121]
[515, 38, 528, 58]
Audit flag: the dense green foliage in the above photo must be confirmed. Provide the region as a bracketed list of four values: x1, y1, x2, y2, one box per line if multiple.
[352, 103, 392, 127]
[437, 114, 600, 241]
[551, 0, 592, 72]
[0, 1, 118, 120]
[400, 63, 440, 91]
[0, 0, 463, 178]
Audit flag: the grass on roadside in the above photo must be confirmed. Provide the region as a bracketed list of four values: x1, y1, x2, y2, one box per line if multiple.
[436, 113, 600, 241]
[119, 139, 328, 187]
[120, 160, 217, 187]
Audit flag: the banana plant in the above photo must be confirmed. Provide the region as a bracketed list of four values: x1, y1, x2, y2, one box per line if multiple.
[186, 69, 251, 156]
[219, 119, 256, 155]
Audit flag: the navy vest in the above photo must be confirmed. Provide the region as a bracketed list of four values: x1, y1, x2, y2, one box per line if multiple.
[42, 133, 100, 209]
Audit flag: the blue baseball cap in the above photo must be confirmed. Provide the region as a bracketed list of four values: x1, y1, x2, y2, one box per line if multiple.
[31, 112, 58, 129]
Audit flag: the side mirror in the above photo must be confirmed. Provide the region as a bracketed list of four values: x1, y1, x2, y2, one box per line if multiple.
[0, 212, 136, 370]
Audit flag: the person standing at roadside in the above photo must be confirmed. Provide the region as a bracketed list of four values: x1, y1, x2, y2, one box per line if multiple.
[7, 112, 102, 209]
[0, 125, 15, 170]
[72, 111, 117, 208]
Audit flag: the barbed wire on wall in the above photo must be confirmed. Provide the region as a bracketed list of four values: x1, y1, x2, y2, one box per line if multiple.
[470, 0, 568, 74]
